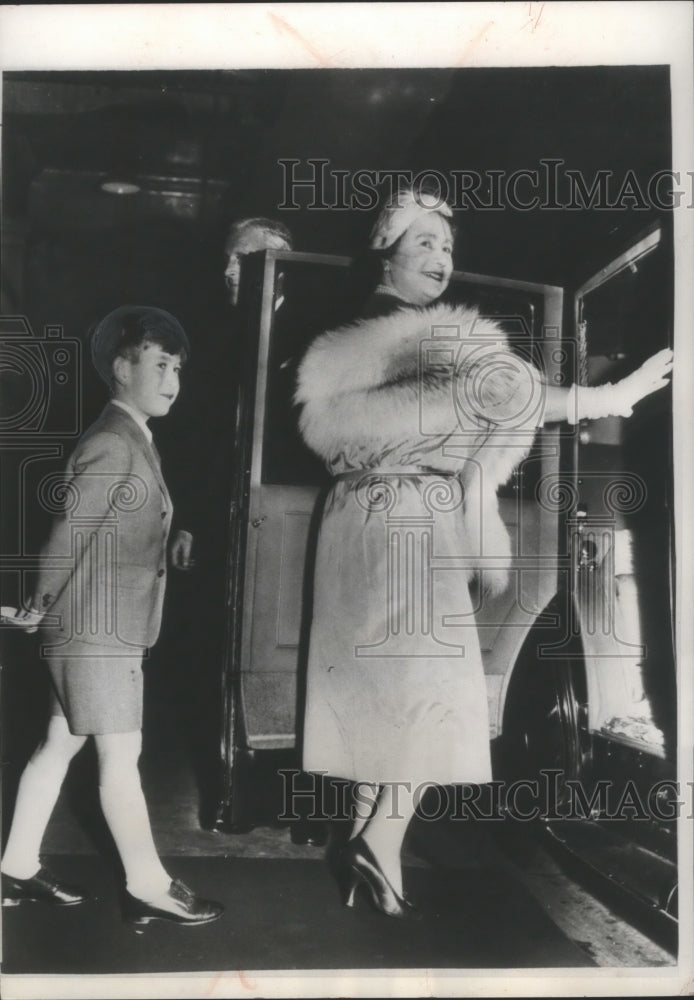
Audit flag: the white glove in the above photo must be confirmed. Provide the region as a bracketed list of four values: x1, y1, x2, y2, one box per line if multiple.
[1, 604, 43, 633]
[567, 348, 673, 424]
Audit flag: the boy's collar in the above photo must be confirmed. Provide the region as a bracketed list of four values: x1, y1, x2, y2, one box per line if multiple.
[110, 399, 153, 443]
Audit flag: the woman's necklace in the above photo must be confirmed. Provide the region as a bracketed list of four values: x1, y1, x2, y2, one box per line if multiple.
[374, 283, 412, 303]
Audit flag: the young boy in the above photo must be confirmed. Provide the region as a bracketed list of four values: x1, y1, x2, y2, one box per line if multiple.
[1, 305, 223, 927]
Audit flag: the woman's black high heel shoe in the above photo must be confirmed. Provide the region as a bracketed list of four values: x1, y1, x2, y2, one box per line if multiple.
[338, 836, 420, 920]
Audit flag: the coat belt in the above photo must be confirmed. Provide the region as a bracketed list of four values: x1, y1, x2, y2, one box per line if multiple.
[333, 466, 457, 482]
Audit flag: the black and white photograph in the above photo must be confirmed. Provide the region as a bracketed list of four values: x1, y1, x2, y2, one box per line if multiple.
[0, 4, 692, 998]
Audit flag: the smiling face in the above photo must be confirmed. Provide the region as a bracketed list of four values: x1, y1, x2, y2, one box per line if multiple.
[382, 213, 454, 306]
[224, 225, 291, 306]
[112, 342, 182, 420]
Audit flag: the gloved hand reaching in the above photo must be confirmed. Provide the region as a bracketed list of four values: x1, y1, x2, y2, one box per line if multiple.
[567, 348, 673, 423]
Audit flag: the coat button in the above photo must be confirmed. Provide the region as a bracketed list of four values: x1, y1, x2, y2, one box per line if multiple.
[161, 511, 166, 519]
[157, 569, 165, 578]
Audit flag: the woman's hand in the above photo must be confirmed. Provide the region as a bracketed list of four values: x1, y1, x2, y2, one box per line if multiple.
[612, 347, 673, 416]
[557, 347, 674, 424]
[170, 529, 196, 571]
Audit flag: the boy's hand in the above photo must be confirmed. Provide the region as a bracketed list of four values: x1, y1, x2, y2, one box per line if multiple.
[170, 530, 196, 571]
[1, 604, 43, 633]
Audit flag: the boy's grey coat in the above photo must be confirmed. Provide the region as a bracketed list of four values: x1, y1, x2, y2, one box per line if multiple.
[35, 403, 173, 651]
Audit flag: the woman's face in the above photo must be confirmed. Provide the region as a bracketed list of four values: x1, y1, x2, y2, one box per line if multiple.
[383, 213, 454, 306]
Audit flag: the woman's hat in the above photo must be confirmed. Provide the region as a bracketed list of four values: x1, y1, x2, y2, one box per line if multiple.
[369, 187, 453, 250]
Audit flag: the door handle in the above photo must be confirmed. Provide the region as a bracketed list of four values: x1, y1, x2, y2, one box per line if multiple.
[578, 537, 598, 570]
[574, 503, 597, 570]
[251, 516, 267, 529]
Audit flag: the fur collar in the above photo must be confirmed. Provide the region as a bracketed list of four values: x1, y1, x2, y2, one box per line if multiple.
[295, 302, 509, 404]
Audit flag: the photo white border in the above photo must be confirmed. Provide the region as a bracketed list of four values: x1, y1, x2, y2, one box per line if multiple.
[0, 3, 692, 998]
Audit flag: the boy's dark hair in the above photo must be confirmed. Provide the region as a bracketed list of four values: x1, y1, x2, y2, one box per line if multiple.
[90, 305, 190, 388]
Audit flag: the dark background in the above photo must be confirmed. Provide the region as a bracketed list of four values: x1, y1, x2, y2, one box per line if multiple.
[2, 66, 672, 305]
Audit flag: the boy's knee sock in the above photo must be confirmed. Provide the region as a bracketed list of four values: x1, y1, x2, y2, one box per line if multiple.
[1, 749, 73, 879]
[98, 766, 171, 902]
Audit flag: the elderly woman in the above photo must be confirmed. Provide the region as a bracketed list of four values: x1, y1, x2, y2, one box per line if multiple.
[294, 188, 672, 919]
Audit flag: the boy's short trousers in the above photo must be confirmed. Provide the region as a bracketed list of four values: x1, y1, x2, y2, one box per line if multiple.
[46, 639, 145, 735]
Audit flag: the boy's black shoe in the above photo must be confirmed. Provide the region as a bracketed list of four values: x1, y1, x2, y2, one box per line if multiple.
[124, 878, 224, 927]
[2, 866, 89, 906]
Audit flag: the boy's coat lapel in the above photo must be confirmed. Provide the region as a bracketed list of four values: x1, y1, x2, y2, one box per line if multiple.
[102, 404, 172, 507]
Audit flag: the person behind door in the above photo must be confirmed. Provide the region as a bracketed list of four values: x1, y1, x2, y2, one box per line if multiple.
[165, 216, 328, 845]
[222, 215, 294, 309]
[1, 306, 224, 928]
[170, 214, 328, 844]
[169, 215, 293, 572]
